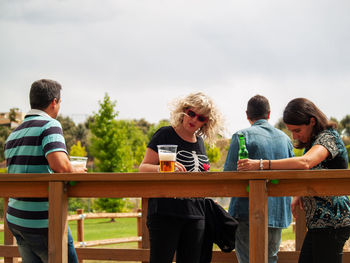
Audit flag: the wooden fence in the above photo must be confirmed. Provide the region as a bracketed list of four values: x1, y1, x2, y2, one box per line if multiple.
[1, 170, 350, 263]
[67, 209, 142, 248]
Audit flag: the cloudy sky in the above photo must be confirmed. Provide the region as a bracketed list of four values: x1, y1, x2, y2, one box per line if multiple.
[1, 0, 349, 137]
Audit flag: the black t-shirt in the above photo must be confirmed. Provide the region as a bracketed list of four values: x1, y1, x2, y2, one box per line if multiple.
[147, 126, 209, 219]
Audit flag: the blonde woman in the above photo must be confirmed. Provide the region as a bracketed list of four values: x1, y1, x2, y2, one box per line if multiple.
[139, 92, 224, 263]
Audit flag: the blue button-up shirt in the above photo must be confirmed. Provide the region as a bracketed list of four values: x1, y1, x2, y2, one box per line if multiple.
[224, 119, 294, 228]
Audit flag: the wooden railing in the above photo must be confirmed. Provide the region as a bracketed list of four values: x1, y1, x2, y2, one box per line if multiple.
[68, 209, 142, 249]
[1, 170, 350, 263]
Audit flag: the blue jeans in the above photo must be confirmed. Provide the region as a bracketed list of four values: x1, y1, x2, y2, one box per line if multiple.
[9, 225, 78, 263]
[235, 220, 282, 263]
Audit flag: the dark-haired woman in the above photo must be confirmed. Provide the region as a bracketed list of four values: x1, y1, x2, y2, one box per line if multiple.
[237, 98, 350, 263]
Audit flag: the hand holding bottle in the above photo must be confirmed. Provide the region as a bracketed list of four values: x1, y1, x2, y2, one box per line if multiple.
[237, 158, 259, 171]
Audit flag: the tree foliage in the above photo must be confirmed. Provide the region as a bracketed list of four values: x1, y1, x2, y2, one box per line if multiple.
[117, 120, 148, 168]
[9, 107, 20, 122]
[69, 141, 87, 157]
[340, 115, 350, 137]
[93, 198, 126, 213]
[3, 100, 350, 214]
[0, 126, 11, 162]
[89, 94, 133, 173]
[68, 198, 94, 212]
[134, 118, 152, 134]
[205, 143, 221, 165]
[57, 115, 89, 155]
[274, 118, 292, 138]
[89, 94, 133, 212]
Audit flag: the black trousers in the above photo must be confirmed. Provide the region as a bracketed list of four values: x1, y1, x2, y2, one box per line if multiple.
[147, 215, 205, 263]
[299, 226, 350, 263]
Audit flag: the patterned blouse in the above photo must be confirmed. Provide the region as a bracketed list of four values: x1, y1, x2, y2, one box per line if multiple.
[302, 128, 350, 229]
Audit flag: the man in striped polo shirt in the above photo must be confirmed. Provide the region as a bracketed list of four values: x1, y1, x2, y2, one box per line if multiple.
[4, 79, 87, 263]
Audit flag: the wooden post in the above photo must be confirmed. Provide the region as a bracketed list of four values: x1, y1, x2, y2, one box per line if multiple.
[49, 182, 68, 263]
[4, 197, 18, 263]
[295, 206, 307, 251]
[76, 209, 84, 263]
[77, 209, 84, 244]
[141, 198, 149, 263]
[137, 208, 142, 249]
[249, 180, 268, 263]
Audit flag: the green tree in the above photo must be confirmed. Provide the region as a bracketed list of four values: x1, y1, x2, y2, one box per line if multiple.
[89, 94, 133, 212]
[134, 118, 152, 134]
[75, 123, 88, 143]
[275, 118, 291, 138]
[68, 139, 90, 213]
[116, 120, 148, 168]
[89, 95, 133, 172]
[69, 141, 87, 157]
[57, 115, 78, 152]
[0, 126, 11, 162]
[93, 198, 126, 213]
[205, 143, 221, 165]
[340, 115, 350, 137]
[56, 116, 89, 155]
[135, 142, 147, 167]
[68, 198, 94, 212]
[9, 107, 20, 122]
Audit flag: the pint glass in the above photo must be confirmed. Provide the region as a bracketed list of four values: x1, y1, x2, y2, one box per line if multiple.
[157, 145, 177, 172]
[70, 156, 88, 169]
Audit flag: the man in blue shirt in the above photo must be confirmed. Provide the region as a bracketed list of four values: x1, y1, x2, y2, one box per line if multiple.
[224, 95, 294, 263]
[4, 79, 87, 263]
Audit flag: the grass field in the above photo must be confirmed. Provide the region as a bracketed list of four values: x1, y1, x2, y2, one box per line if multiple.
[0, 217, 138, 245]
[1, 217, 294, 244]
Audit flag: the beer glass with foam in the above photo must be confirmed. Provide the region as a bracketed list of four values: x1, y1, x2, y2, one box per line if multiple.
[157, 145, 177, 172]
[70, 156, 88, 169]
[69, 156, 88, 186]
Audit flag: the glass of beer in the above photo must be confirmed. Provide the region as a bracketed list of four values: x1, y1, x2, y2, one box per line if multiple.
[70, 156, 88, 169]
[157, 145, 177, 172]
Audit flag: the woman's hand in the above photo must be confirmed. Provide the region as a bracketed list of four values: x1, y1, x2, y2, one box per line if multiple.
[175, 161, 187, 172]
[291, 196, 303, 219]
[237, 159, 260, 171]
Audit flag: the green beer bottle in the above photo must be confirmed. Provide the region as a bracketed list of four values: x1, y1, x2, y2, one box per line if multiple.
[238, 134, 250, 192]
[270, 179, 279, 184]
[238, 134, 249, 160]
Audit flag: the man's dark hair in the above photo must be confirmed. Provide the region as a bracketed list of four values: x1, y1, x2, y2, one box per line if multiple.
[246, 95, 270, 121]
[30, 79, 62, 110]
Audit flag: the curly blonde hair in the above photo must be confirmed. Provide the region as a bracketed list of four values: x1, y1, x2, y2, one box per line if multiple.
[169, 92, 225, 145]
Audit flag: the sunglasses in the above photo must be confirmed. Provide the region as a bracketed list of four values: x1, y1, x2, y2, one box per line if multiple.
[186, 109, 208, 122]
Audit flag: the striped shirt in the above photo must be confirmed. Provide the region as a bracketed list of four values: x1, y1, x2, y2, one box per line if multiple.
[4, 109, 67, 233]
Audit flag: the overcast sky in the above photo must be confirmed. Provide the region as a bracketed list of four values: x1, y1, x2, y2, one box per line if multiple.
[1, 0, 350, 137]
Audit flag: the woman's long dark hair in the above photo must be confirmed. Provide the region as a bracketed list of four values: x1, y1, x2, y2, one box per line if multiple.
[283, 98, 336, 149]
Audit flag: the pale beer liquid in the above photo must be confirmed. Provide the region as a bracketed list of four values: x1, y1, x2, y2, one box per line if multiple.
[159, 152, 176, 172]
[70, 161, 86, 168]
[160, 160, 175, 172]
